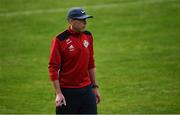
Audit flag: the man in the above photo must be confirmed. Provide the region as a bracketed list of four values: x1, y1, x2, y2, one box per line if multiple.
[48, 7, 100, 114]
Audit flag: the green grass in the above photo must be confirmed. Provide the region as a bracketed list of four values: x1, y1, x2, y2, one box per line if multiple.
[0, 0, 180, 114]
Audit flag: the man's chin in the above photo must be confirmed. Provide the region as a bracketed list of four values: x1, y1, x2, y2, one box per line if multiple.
[80, 29, 85, 32]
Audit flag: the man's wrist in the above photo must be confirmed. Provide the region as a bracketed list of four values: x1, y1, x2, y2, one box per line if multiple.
[92, 84, 99, 89]
[56, 90, 62, 95]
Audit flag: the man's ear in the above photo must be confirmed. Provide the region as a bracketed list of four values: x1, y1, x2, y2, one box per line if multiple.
[68, 19, 73, 24]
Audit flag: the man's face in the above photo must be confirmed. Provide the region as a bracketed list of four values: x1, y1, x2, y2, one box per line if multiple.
[69, 19, 87, 32]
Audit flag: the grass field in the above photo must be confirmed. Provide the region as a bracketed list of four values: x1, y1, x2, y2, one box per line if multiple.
[0, 0, 180, 114]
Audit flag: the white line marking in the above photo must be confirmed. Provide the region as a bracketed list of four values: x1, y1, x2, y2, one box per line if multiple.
[0, 0, 176, 17]
[0, 4, 119, 17]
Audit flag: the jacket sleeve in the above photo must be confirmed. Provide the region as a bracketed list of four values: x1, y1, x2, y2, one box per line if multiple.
[88, 34, 96, 70]
[48, 38, 61, 81]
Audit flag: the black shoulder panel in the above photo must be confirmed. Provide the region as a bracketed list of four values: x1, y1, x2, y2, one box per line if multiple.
[56, 30, 71, 41]
[83, 30, 92, 35]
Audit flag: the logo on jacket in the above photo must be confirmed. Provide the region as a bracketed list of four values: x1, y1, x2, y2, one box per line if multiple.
[66, 38, 72, 44]
[68, 45, 75, 51]
[83, 40, 89, 48]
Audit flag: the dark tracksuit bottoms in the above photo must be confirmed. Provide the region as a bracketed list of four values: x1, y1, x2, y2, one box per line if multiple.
[56, 85, 97, 114]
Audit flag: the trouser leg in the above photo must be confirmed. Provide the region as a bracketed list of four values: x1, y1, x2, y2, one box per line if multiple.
[56, 88, 81, 114]
[79, 87, 97, 114]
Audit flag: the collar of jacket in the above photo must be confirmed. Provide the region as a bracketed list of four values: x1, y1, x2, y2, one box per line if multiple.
[68, 26, 83, 36]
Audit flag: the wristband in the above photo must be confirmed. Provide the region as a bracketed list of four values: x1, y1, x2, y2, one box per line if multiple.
[92, 84, 99, 88]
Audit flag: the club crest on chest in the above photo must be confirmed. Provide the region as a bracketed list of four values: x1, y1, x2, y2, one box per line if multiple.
[83, 40, 89, 48]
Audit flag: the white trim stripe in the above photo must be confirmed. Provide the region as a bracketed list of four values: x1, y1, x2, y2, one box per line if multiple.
[0, 0, 176, 17]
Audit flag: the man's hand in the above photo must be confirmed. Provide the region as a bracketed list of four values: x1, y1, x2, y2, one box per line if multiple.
[55, 93, 66, 107]
[92, 88, 101, 104]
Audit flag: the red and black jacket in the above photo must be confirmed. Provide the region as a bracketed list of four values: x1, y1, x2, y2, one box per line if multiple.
[48, 28, 95, 88]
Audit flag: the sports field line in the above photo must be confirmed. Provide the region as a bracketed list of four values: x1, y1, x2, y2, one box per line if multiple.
[0, 0, 176, 17]
[0, 4, 117, 17]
